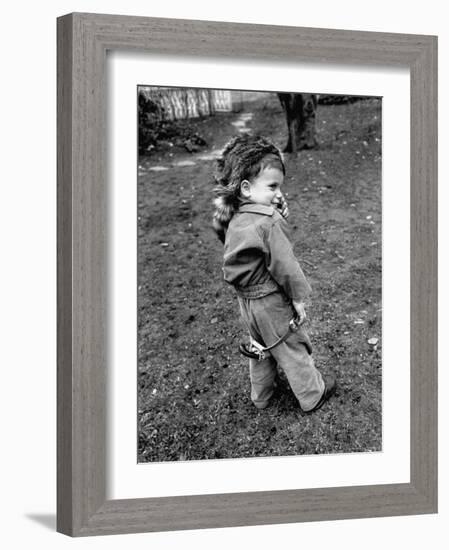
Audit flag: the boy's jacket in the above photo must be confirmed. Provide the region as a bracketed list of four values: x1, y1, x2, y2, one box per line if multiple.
[222, 202, 311, 301]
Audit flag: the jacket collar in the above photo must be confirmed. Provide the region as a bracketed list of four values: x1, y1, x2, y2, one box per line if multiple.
[238, 202, 274, 216]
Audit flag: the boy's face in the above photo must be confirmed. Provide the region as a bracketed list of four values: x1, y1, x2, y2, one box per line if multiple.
[242, 166, 285, 207]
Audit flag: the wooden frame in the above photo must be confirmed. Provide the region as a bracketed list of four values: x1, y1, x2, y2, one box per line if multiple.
[57, 12, 437, 536]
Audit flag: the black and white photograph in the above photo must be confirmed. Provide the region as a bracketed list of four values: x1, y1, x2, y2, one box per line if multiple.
[137, 87, 382, 462]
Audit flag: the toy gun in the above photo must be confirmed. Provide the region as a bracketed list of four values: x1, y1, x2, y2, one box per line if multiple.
[239, 315, 312, 361]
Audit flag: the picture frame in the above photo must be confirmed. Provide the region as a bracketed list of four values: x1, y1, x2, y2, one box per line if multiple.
[57, 12, 437, 536]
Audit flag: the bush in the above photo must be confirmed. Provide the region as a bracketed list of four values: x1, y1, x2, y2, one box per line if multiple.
[138, 92, 166, 154]
[138, 92, 208, 155]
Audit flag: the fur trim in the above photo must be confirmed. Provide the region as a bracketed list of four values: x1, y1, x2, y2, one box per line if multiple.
[212, 196, 236, 243]
[212, 196, 235, 226]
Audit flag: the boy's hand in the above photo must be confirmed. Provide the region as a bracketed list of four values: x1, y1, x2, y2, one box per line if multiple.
[274, 193, 289, 219]
[292, 300, 307, 324]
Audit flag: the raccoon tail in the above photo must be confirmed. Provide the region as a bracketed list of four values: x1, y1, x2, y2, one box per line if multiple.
[212, 196, 235, 244]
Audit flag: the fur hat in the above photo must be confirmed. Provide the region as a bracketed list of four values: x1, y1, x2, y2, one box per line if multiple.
[211, 135, 284, 243]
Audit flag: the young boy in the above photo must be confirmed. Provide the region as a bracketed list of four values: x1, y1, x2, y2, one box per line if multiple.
[213, 135, 336, 412]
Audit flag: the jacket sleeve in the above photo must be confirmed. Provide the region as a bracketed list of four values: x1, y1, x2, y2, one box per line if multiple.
[265, 218, 312, 301]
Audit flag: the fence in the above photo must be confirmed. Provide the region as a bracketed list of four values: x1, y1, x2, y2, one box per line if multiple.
[139, 87, 236, 121]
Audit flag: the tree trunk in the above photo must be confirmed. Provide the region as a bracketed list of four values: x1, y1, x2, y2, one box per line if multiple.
[278, 93, 318, 152]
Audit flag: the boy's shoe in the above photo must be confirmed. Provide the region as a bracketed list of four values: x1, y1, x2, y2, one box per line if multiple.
[304, 374, 336, 414]
[254, 399, 270, 410]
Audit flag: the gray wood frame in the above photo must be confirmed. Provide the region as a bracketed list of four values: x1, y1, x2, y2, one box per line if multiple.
[57, 12, 438, 537]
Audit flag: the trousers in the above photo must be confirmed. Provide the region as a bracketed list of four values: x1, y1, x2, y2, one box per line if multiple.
[237, 291, 325, 411]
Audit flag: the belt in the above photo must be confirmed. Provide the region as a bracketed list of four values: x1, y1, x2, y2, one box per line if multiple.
[234, 279, 279, 299]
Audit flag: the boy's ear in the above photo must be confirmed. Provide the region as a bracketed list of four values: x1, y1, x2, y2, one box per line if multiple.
[240, 179, 251, 198]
